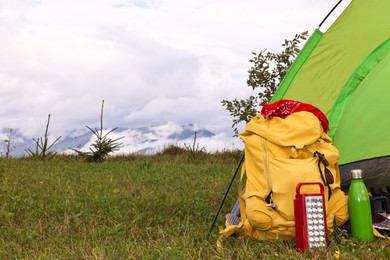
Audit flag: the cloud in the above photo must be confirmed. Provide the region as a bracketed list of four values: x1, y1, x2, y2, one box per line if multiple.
[0, 0, 345, 142]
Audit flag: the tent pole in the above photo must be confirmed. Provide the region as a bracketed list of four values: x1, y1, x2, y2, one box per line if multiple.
[318, 0, 344, 28]
[207, 152, 245, 238]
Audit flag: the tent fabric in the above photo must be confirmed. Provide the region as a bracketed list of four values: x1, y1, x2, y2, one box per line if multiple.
[339, 156, 390, 192]
[272, 29, 323, 99]
[271, 0, 390, 166]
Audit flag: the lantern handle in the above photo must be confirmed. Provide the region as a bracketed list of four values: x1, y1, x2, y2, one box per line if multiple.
[296, 182, 325, 195]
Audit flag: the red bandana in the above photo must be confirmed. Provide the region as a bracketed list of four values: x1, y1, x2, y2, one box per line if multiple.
[260, 99, 329, 133]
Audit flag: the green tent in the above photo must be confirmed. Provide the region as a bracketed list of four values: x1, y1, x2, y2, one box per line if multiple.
[271, 0, 390, 189]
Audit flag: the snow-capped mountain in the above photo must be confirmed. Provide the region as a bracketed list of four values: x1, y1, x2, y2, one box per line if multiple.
[0, 122, 243, 157]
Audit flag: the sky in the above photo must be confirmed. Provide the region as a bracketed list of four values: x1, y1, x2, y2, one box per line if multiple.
[0, 0, 349, 141]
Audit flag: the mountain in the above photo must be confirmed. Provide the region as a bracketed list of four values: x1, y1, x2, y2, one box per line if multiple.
[0, 122, 242, 157]
[0, 128, 35, 157]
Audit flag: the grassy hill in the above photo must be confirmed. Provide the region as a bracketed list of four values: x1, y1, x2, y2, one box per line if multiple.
[0, 150, 389, 259]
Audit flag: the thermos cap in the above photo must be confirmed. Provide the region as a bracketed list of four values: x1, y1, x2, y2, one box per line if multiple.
[350, 169, 364, 179]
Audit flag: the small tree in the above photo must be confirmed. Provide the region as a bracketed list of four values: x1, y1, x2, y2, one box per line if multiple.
[72, 100, 124, 162]
[183, 131, 206, 161]
[221, 31, 308, 136]
[25, 114, 62, 159]
[3, 128, 15, 158]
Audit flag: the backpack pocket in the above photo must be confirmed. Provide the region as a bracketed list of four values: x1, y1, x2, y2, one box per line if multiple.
[268, 157, 327, 220]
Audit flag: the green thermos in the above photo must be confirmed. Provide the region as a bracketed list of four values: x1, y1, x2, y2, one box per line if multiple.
[348, 169, 373, 241]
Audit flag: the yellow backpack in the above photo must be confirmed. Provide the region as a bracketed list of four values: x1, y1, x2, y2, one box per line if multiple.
[219, 111, 349, 243]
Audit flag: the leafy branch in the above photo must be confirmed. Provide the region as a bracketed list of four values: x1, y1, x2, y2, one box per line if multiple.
[221, 31, 308, 136]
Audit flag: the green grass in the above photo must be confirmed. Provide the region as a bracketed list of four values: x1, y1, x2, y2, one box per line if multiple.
[0, 152, 389, 259]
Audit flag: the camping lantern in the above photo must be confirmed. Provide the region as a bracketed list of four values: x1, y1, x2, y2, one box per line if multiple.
[294, 182, 328, 252]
